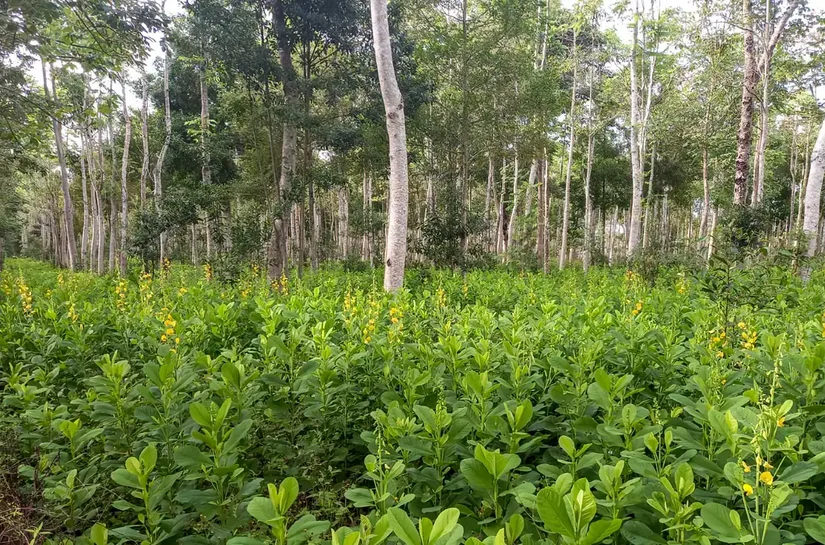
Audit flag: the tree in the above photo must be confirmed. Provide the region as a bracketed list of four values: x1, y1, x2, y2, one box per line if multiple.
[801, 114, 825, 276]
[371, 0, 409, 291]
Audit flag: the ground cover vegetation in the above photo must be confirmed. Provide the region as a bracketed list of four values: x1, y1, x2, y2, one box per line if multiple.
[4, 258, 825, 545]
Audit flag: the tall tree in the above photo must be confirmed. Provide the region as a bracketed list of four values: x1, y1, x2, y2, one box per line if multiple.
[802, 114, 825, 275]
[371, 0, 409, 291]
[119, 78, 132, 277]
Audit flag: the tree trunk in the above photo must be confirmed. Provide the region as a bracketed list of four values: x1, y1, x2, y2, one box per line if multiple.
[507, 151, 520, 255]
[268, 0, 299, 282]
[734, 0, 757, 205]
[583, 121, 595, 272]
[484, 153, 494, 250]
[371, 0, 410, 292]
[524, 159, 537, 217]
[199, 50, 213, 260]
[497, 158, 507, 255]
[362, 170, 372, 263]
[338, 185, 349, 258]
[627, 1, 643, 257]
[642, 142, 656, 249]
[140, 65, 150, 208]
[96, 115, 106, 273]
[42, 62, 78, 270]
[109, 197, 117, 272]
[801, 116, 825, 277]
[154, 32, 172, 266]
[560, 30, 578, 270]
[80, 132, 90, 270]
[119, 79, 131, 277]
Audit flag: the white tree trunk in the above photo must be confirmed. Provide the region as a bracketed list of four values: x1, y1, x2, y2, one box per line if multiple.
[627, 0, 643, 257]
[42, 62, 78, 270]
[140, 64, 150, 208]
[371, 0, 409, 291]
[507, 152, 520, 255]
[802, 116, 825, 264]
[80, 132, 89, 270]
[153, 18, 171, 266]
[559, 32, 577, 270]
[120, 78, 132, 277]
[338, 185, 349, 258]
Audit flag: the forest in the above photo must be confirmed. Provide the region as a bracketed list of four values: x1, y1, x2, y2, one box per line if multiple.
[4, 0, 825, 544]
[0, 0, 822, 280]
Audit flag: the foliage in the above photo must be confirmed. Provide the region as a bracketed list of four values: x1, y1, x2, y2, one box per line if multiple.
[3, 259, 825, 545]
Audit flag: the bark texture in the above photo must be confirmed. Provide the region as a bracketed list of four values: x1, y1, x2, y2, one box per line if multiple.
[371, 0, 410, 292]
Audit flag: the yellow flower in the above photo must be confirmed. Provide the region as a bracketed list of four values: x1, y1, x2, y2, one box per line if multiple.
[740, 461, 751, 473]
[762, 460, 773, 470]
[175, 337, 181, 344]
[742, 483, 753, 496]
[161, 335, 168, 342]
[738, 322, 746, 329]
[759, 471, 773, 485]
[166, 328, 175, 335]
[777, 417, 785, 427]
[716, 351, 724, 358]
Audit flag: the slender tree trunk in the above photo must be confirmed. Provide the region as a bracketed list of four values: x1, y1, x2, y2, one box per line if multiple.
[507, 151, 520, 255]
[560, 30, 577, 269]
[707, 206, 717, 263]
[371, 0, 409, 291]
[80, 133, 90, 270]
[608, 206, 618, 265]
[338, 186, 349, 258]
[268, 0, 299, 282]
[536, 155, 546, 261]
[154, 32, 172, 266]
[140, 65, 150, 208]
[119, 78, 131, 277]
[484, 153, 494, 250]
[109, 197, 117, 271]
[801, 116, 825, 279]
[199, 50, 213, 260]
[627, 1, 643, 257]
[583, 121, 595, 272]
[642, 142, 656, 249]
[497, 158, 507, 255]
[362, 170, 372, 263]
[734, 0, 756, 205]
[97, 118, 106, 273]
[42, 62, 78, 270]
[524, 159, 537, 217]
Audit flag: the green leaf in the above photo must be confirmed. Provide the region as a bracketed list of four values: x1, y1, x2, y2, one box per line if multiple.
[174, 445, 212, 470]
[429, 508, 459, 544]
[247, 496, 278, 524]
[111, 468, 141, 489]
[582, 519, 622, 545]
[226, 539, 265, 545]
[700, 503, 752, 543]
[558, 436, 576, 459]
[189, 402, 211, 428]
[804, 516, 825, 544]
[279, 477, 300, 513]
[460, 458, 493, 494]
[536, 488, 575, 539]
[344, 487, 375, 508]
[224, 420, 253, 452]
[387, 508, 422, 545]
[287, 514, 330, 544]
[139, 444, 157, 474]
[778, 462, 818, 484]
[621, 521, 667, 545]
[90, 523, 108, 545]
